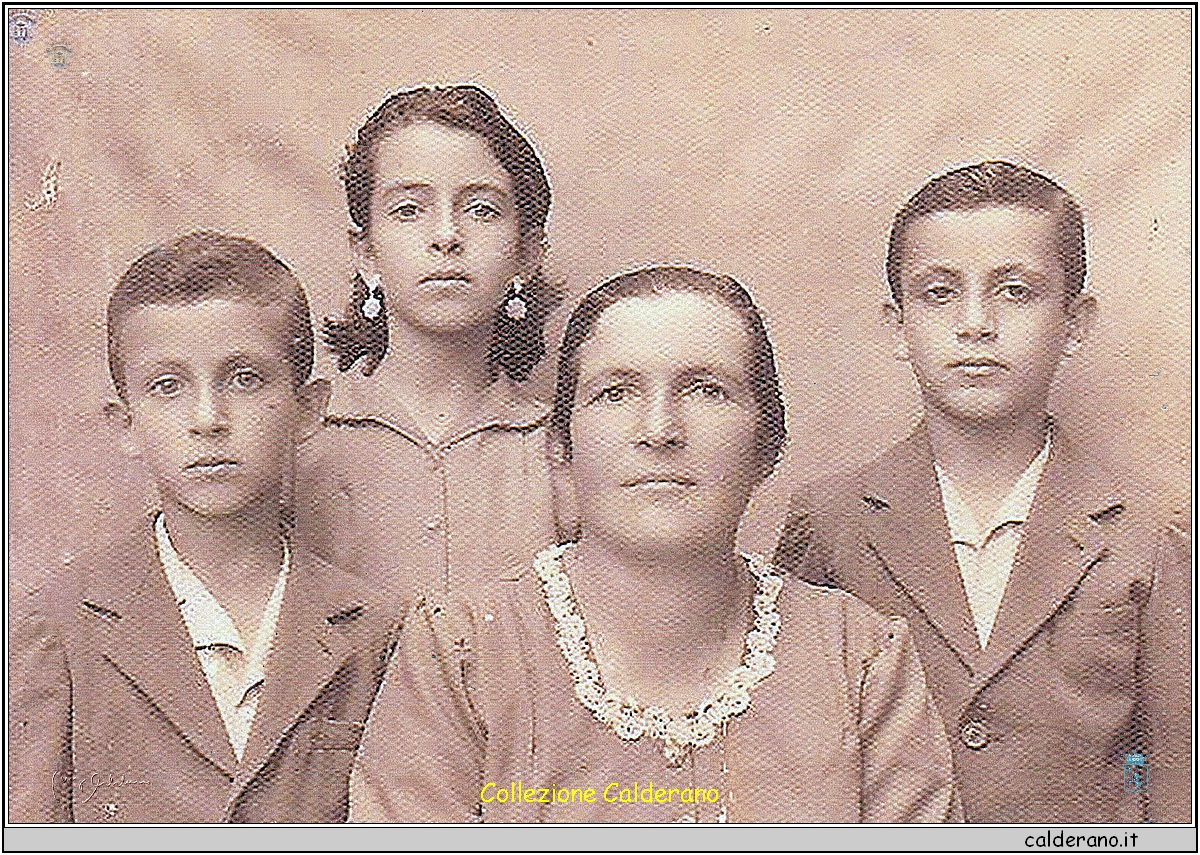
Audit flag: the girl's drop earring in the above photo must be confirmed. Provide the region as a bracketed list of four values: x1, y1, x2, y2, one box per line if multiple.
[360, 272, 384, 319]
[505, 275, 528, 321]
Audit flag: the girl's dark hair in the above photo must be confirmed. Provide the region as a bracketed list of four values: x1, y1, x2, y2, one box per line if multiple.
[324, 84, 555, 381]
[551, 266, 787, 478]
[886, 160, 1086, 307]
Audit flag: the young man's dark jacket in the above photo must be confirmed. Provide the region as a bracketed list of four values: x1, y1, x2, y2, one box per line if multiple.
[9, 516, 402, 823]
[775, 424, 1191, 823]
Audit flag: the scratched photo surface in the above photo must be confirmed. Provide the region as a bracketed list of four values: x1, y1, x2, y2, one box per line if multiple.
[7, 8, 1191, 825]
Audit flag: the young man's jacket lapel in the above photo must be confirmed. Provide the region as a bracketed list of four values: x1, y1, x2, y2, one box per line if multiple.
[775, 422, 1193, 822]
[78, 527, 240, 777]
[974, 437, 1124, 686]
[850, 427, 982, 675]
[850, 424, 1126, 690]
[230, 546, 377, 799]
[9, 516, 400, 823]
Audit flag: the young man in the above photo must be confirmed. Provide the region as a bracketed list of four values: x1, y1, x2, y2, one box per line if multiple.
[9, 232, 401, 822]
[775, 162, 1190, 823]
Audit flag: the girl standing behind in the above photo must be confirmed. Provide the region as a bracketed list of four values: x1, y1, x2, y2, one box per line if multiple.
[297, 85, 561, 602]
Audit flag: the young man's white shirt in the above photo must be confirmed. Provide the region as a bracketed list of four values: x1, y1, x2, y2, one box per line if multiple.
[154, 513, 289, 761]
[934, 435, 1051, 649]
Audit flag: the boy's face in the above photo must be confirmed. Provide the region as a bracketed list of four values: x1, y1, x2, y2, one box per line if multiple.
[893, 205, 1094, 427]
[111, 297, 326, 520]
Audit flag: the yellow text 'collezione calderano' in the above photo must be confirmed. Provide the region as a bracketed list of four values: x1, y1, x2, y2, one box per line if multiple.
[481, 781, 721, 805]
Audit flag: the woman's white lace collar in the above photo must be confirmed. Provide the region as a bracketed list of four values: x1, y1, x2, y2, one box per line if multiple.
[534, 543, 783, 764]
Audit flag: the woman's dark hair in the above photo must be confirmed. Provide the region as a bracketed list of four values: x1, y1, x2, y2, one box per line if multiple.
[324, 84, 555, 381]
[551, 266, 787, 478]
[886, 160, 1086, 308]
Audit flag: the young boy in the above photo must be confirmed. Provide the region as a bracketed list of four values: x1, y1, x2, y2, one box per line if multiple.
[9, 232, 401, 822]
[775, 162, 1190, 823]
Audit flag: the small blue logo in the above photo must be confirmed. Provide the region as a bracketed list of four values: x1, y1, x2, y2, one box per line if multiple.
[9, 10, 36, 46]
[47, 43, 70, 67]
[1123, 752, 1148, 793]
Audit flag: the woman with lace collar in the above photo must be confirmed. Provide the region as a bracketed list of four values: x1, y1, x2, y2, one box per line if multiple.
[350, 266, 958, 823]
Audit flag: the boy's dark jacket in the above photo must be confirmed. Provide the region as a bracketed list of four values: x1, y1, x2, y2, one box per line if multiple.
[775, 424, 1191, 823]
[9, 516, 401, 823]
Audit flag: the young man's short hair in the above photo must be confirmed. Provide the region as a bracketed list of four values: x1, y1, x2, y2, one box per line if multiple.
[886, 161, 1087, 307]
[107, 231, 314, 399]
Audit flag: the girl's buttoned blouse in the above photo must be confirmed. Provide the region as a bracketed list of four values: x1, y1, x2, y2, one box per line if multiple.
[295, 367, 557, 605]
[349, 566, 960, 823]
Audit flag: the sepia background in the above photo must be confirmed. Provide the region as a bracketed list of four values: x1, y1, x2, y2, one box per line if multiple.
[8, 8, 1191, 597]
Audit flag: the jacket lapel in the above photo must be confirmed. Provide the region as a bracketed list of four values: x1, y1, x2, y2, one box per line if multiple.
[975, 435, 1123, 685]
[83, 523, 239, 776]
[855, 426, 984, 673]
[230, 547, 372, 795]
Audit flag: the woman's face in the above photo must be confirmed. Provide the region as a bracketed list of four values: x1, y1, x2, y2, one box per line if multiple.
[565, 291, 762, 561]
[362, 121, 523, 338]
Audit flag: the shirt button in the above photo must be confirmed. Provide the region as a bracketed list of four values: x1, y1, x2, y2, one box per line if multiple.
[425, 517, 442, 531]
[960, 719, 989, 750]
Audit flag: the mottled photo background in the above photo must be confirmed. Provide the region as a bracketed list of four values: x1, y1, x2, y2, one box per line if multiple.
[8, 8, 1190, 599]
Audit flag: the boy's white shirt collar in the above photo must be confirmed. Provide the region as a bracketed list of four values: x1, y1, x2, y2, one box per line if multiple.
[932, 431, 1052, 650]
[934, 433, 1052, 549]
[154, 512, 289, 760]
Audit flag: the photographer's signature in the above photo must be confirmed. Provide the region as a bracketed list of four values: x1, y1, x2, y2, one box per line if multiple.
[68, 772, 150, 804]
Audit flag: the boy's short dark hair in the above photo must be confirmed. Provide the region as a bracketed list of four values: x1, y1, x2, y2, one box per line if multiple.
[107, 231, 314, 399]
[886, 161, 1086, 307]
